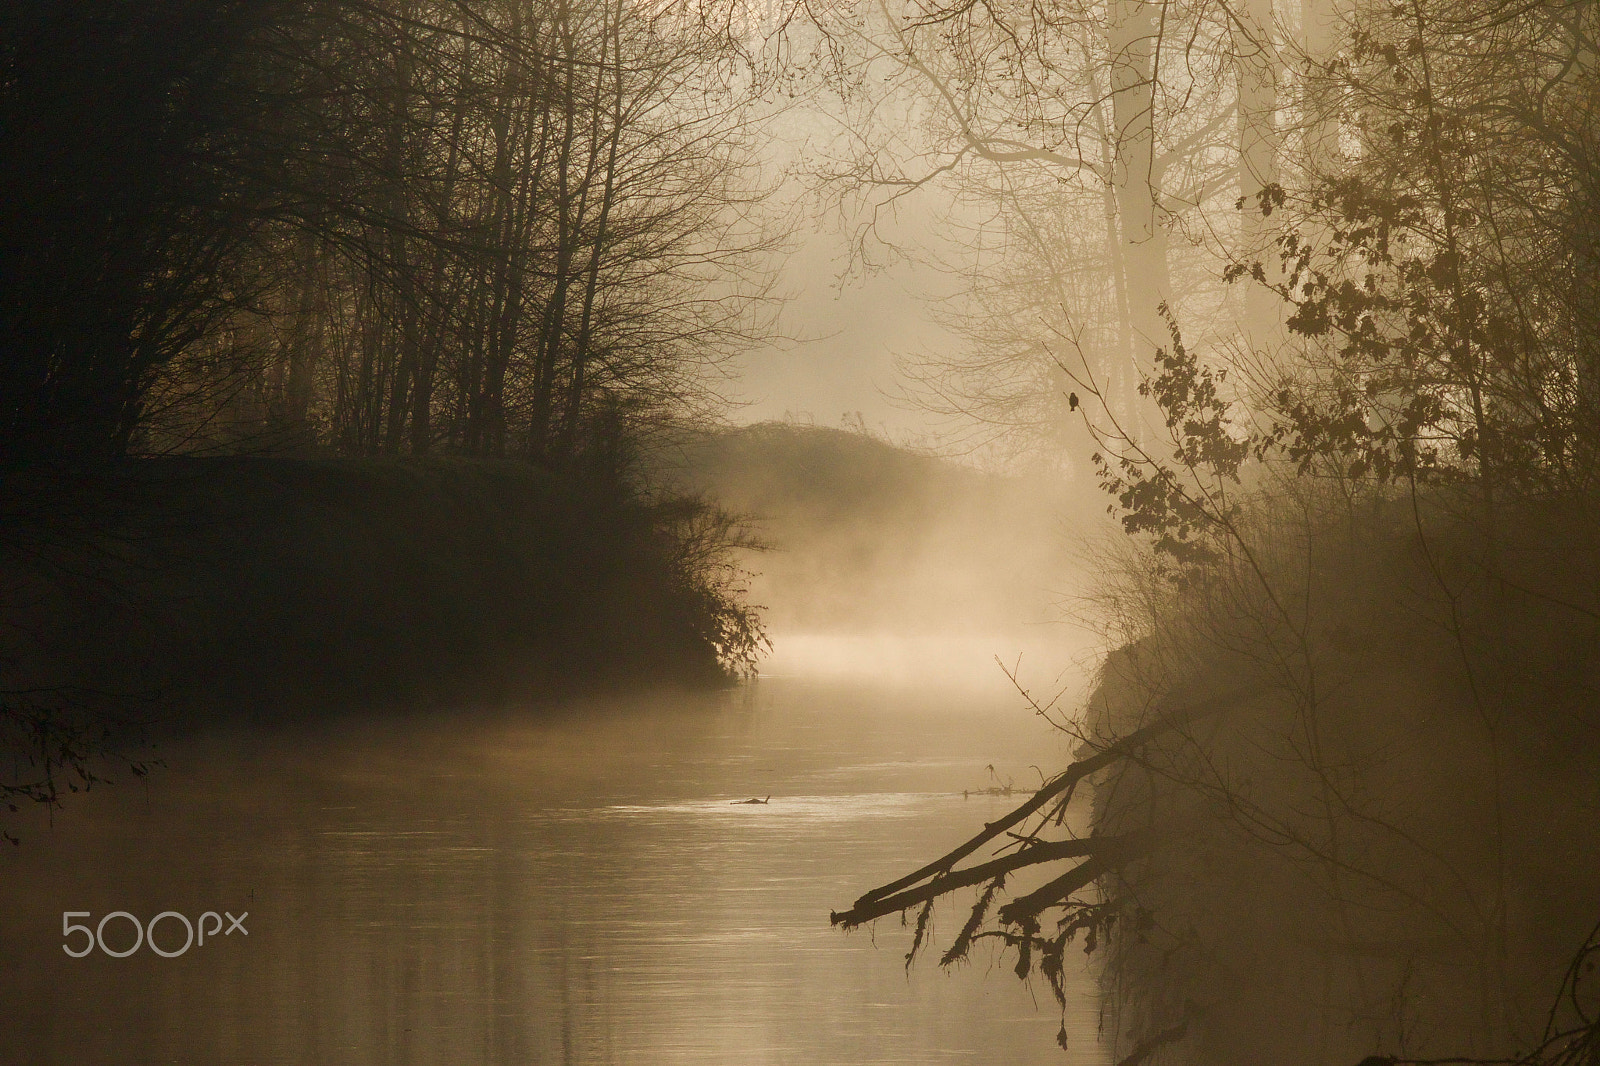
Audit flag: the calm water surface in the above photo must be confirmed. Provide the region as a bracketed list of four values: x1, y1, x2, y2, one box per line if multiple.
[1, 638, 1106, 1065]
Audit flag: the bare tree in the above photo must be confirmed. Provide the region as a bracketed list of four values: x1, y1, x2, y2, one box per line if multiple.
[774, 0, 1310, 464]
[134, 0, 780, 472]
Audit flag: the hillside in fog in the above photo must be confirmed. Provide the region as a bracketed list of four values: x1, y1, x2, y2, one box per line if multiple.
[656, 422, 1086, 637]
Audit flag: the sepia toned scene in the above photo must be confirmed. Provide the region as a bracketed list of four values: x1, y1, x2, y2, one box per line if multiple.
[3, 2, 1600, 1065]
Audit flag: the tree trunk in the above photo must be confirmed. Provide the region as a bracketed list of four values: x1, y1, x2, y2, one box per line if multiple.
[1106, 0, 1173, 358]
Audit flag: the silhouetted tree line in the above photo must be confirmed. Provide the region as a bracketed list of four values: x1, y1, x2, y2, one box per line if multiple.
[0, 0, 769, 472]
[0, 1, 775, 835]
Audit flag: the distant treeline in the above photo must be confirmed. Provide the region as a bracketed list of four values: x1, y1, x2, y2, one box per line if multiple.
[656, 422, 1081, 634]
[0, 0, 769, 470]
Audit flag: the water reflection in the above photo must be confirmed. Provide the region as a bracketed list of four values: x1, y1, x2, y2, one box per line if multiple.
[1, 666, 1106, 1065]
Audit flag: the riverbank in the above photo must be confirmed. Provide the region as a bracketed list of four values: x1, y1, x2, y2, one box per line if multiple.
[1084, 491, 1600, 1066]
[1, 457, 761, 724]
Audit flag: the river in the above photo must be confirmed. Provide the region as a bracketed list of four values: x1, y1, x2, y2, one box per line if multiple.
[0, 633, 1106, 1065]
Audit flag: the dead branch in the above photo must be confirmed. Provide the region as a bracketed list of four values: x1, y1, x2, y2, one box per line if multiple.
[832, 834, 1144, 928]
[834, 691, 1238, 929]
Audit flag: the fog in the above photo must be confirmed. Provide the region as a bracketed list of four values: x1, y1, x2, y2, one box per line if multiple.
[658, 421, 1103, 687]
[731, 192, 965, 441]
[7, 4, 1600, 1066]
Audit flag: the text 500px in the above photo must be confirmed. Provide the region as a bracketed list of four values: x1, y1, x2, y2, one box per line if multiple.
[62, 910, 248, 957]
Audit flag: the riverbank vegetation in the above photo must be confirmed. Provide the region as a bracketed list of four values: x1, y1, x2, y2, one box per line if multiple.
[823, 0, 1600, 1062]
[0, 0, 773, 830]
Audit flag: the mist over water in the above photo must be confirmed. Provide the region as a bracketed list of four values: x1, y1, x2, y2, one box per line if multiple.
[0, 433, 1103, 1066]
[0, 678, 1101, 1064]
[661, 422, 1093, 638]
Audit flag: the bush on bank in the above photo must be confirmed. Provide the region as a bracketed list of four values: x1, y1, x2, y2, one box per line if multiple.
[0, 457, 765, 778]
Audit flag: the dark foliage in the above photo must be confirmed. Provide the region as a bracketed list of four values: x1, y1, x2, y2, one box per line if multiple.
[0, 1, 288, 462]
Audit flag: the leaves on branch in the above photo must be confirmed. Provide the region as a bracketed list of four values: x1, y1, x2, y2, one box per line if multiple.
[1093, 307, 1246, 571]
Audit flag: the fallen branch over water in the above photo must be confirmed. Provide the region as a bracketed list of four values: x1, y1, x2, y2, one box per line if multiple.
[832, 694, 1234, 935]
[832, 835, 1141, 928]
